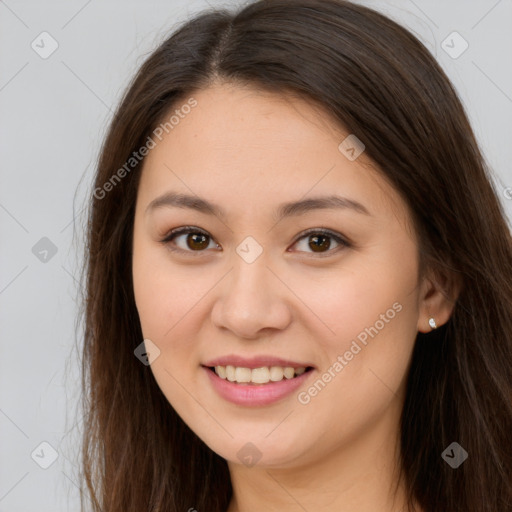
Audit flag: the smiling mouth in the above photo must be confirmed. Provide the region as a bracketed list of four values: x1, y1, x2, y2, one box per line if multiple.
[207, 365, 314, 385]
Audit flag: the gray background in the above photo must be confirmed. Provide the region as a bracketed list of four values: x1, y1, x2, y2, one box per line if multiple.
[1, 1, 511, 510]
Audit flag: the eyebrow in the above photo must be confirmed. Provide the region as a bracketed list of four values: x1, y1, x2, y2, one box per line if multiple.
[145, 191, 371, 220]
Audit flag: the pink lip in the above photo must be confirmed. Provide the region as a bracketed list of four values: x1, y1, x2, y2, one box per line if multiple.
[203, 355, 314, 370]
[203, 366, 314, 407]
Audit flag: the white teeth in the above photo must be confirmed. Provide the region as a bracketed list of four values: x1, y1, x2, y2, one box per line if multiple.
[213, 365, 308, 384]
[269, 366, 284, 381]
[283, 367, 295, 379]
[216, 365, 227, 379]
[234, 367, 252, 383]
[251, 367, 270, 383]
[226, 365, 236, 382]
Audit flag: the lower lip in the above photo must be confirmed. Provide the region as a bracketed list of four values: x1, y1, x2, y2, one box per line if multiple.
[203, 366, 313, 407]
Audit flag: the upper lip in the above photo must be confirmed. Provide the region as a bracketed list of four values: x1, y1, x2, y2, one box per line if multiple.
[203, 355, 314, 370]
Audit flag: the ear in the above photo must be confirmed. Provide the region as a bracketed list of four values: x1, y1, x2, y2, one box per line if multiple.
[417, 267, 463, 333]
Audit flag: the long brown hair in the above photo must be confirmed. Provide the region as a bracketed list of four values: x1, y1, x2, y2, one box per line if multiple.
[78, 1, 512, 510]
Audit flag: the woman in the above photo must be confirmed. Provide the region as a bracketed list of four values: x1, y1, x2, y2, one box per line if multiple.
[80, 0, 512, 511]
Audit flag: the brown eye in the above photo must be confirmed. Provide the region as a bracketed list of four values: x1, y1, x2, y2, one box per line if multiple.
[308, 234, 332, 252]
[161, 227, 218, 254]
[292, 229, 349, 256]
[185, 232, 210, 250]
[161, 226, 350, 257]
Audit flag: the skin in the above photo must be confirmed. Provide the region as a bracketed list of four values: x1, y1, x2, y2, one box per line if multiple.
[132, 82, 457, 512]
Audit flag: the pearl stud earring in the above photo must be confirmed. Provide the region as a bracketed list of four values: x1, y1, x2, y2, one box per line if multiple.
[428, 317, 437, 330]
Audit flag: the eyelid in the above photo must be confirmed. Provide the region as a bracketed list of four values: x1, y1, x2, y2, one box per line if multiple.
[160, 225, 351, 256]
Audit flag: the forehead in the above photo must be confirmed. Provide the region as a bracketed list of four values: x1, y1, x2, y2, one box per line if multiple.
[137, 84, 411, 230]
[177, 83, 346, 149]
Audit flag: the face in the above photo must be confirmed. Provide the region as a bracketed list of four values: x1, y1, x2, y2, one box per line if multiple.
[132, 83, 426, 468]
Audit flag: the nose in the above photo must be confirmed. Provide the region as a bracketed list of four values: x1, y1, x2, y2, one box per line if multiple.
[210, 256, 293, 340]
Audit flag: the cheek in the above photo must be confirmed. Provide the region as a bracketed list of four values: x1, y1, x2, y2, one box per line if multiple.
[132, 236, 196, 336]
[132, 246, 205, 412]
[292, 282, 419, 451]
[132, 246, 161, 336]
[132, 231, 178, 343]
[292, 246, 421, 401]
[291, 255, 417, 347]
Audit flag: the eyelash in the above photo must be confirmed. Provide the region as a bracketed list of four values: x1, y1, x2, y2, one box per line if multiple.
[160, 226, 351, 257]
